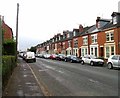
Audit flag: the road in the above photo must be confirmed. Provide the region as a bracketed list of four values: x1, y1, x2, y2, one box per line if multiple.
[25, 57, 119, 96]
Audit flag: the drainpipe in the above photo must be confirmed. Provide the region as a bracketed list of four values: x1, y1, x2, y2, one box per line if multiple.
[88, 34, 90, 55]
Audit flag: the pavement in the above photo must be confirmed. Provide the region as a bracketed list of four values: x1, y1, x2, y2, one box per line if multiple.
[2, 58, 44, 97]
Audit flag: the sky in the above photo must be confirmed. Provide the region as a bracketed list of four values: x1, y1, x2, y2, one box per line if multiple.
[0, 0, 120, 51]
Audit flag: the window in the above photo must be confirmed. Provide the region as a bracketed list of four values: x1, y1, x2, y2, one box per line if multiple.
[81, 47, 88, 56]
[85, 48, 87, 55]
[111, 33, 114, 40]
[83, 37, 88, 45]
[111, 46, 114, 55]
[106, 47, 110, 58]
[91, 34, 97, 44]
[68, 33, 70, 38]
[74, 39, 78, 48]
[90, 46, 98, 57]
[91, 48, 93, 55]
[82, 49, 84, 56]
[68, 41, 71, 47]
[95, 47, 97, 57]
[105, 45, 115, 58]
[73, 31, 76, 36]
[106, 33, 109, 41]
[112, 56, 118, 60]
[106, 31, 114, 42]
[113, 16, 117, 24]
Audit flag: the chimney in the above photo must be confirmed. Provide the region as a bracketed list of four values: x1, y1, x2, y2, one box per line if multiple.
[96, 17, 101, 28]
[2, 16, 4, 21]
[79, 24, 83, 32]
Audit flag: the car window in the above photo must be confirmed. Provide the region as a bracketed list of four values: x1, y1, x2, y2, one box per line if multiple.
[119, 56, 120, 60]
[112, 56, 118, 60]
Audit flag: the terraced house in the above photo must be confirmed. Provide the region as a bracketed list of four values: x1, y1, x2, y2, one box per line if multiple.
[1, 16, 13, 40]
[36, 12, 120, 59]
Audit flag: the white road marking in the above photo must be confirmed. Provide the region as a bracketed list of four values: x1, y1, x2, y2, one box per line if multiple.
[23, 75, 28, 77]
[39, 69, 48, 72]
[58, 70, 64, 74]
[89, 79, 99, 83]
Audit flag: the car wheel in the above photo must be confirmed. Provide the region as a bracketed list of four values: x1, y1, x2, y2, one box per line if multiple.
[90, 61, 94, 66]
[81, 60, 84, 65]
[107, 63, 113, 69]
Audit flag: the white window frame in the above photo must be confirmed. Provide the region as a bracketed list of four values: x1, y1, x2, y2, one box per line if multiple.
[68, 41, 71, 47]
[59, 36, 61, 40]
[91, 34, 97, 44]
[73, 48, 78, 56]
[105, 44, 115, 58]
[83, 36, 88, 45]
[74, 38, 78, 48]
[105, 30, 114, 42]
[73, 31, 76, 36]
[113, 16, 117, 24]
[81, 46, 88, 56]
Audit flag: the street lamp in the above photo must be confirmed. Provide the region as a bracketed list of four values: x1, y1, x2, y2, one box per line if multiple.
[16, 3, 19, 61]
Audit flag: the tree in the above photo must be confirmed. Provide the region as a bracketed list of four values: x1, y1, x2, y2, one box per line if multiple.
[28, 46, 36, 53]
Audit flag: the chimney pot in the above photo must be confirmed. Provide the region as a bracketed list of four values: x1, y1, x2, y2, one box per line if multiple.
[79, 24, 83, 32]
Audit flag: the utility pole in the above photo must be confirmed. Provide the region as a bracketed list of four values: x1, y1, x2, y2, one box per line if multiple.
[16, 3, 19, 62]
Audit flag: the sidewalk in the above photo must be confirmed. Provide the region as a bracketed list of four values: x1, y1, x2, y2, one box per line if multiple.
[2, 59, 44, 96]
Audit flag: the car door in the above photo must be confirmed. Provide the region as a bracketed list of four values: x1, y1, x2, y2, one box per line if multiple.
[111, 56, 119, 67]
[84, 56, 90, 64]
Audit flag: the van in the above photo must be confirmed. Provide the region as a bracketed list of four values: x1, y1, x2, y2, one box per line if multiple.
[25, 52, 36, 62]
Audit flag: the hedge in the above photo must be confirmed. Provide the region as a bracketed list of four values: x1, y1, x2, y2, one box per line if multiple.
[3, 40, 16, 55]
[2, 56, 16, 91]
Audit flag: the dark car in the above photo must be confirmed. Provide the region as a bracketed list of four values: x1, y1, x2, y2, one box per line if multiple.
[56, 54, 66, 61]
[64, 55, 82, 63]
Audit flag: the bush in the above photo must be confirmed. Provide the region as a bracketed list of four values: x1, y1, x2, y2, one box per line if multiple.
[2, 56, 16, 91]
[3, 40, 16, 55]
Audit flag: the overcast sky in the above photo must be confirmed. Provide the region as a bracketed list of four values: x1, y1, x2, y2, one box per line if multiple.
[0, 0, 120, 51]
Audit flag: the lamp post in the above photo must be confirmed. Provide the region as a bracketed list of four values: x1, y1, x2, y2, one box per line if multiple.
[16, 3, 19, 62]
[0, 15, 2, 98]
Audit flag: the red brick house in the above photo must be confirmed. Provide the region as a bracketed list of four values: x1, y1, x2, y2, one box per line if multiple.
[1, 16, 13, 40]
[36, 12, 120, 59]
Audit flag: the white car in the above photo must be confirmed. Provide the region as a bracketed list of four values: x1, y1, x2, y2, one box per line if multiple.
[43, 54, 51, 59]
[24, 51, 36, 62]
[81, 55, 104, 66]
[107, 55, 120, 69]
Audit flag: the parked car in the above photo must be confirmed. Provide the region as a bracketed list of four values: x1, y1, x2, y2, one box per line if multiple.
[24, 51, 36, 62]
[64, 55, 82, 63]
[43, 54, 51, 59]
[56, 54, 66, 61]
[81, 55, 104, 66]
[107, 55, 120, 69]
[49, 54, 58, 60]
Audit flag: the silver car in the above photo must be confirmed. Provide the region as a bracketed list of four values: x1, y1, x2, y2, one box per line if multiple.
[107, 55, 120, 69]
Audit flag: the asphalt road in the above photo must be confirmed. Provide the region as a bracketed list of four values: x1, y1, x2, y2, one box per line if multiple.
[27, 57, 119, 96]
